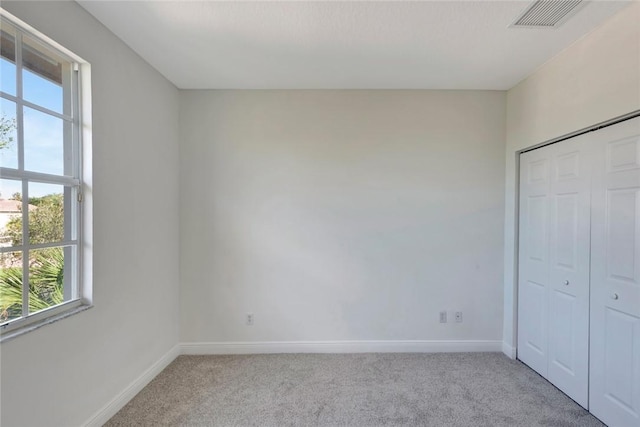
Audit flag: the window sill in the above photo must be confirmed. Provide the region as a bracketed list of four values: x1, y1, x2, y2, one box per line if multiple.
[0, 303, 93, 343]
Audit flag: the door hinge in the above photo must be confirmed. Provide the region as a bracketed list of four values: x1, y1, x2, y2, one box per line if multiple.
[77, 192, 83, 203]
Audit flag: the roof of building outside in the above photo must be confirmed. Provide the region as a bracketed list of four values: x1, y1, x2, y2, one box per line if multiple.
[0, 199, 36, 213]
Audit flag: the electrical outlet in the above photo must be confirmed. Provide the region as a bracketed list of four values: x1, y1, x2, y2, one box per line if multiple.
[455, 312, 463, 323]
[439, 311, 447, 323]
[246, 313, 254, 326]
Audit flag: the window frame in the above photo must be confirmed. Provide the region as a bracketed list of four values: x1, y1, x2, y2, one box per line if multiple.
[0, 10, 92, 341]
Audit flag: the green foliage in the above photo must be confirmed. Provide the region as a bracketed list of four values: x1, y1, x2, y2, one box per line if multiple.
[5, 194, 64, 246]
[0, 114, 17, 150]
[1, 192, 66, 322]
[0, 248, 64, 322]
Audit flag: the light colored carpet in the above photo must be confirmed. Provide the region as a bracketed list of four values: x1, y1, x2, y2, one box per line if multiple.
[105, 353, 604, 426]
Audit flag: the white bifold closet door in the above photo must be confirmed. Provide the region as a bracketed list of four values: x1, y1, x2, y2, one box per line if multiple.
[518, 136, 591, 408]
[589, 117, 640, 427]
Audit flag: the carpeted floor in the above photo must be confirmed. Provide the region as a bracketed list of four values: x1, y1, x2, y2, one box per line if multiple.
[105, 352, 604, 426]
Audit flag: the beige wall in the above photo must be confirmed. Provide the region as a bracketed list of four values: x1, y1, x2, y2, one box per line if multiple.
[503, 1, 640, 353]
[180, 90, 506, 345]
[0, 2, 181, 426]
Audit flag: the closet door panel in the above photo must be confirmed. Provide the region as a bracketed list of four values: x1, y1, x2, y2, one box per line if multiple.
[590, 117, 640, 427]
[547, 138, 591, 408]
[518, 145, 553, 377]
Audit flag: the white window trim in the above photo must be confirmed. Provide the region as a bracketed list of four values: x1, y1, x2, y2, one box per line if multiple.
[0, 9, 92, 342]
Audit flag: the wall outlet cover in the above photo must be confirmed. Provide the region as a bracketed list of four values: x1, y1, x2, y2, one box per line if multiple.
[439, 311, 447, 323]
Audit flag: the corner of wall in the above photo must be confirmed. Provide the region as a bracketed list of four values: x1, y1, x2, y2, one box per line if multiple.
[83, 345, 181, 427]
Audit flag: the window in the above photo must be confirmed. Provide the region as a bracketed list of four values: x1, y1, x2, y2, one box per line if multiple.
[0, 13, 91, 339]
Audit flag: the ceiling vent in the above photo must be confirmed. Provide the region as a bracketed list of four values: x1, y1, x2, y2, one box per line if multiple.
[511, 0, 585, 28]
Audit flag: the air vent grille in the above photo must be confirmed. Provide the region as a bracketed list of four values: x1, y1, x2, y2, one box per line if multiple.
[512, 0, 584, 28]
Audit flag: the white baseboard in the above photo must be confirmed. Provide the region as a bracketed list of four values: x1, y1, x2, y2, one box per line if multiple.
[83, 344, 180, 427]
[180, 340, 503, 355]
[502, 342, 516, 359]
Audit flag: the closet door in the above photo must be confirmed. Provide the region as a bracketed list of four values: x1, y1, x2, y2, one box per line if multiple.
[589, 116, 640, 426]
[546, 137, 591, 408]
[518, 144, 553, 377]
[518, 139, 590, 407]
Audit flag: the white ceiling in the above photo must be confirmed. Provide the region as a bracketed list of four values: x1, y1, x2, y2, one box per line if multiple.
[77, 0, 631, 90]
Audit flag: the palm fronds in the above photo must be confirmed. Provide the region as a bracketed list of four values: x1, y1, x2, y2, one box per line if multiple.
[0, 248, 64, 322]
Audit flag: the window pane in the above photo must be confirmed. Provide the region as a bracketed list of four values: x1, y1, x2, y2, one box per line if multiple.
[28, 247, 66, 315]
[22, 35, 69, 114]
[1, 59, 16, 95]
[0, 178, 23, 246]
[24, 106, 70, 175]
[0, 27, 16, 96]
[0, 17, 85, 330]
[28, 182, 65, 245]
[0, 98, 17, 169]
[0, 250, 23, 323]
